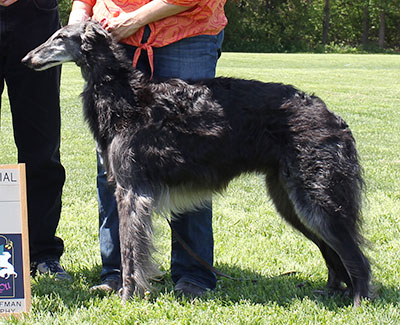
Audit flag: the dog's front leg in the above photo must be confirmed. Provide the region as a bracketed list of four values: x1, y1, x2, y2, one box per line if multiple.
[115, 185, 157, 302]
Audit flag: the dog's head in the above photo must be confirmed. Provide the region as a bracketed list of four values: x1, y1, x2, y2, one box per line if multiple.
[22, 20, 112, 71]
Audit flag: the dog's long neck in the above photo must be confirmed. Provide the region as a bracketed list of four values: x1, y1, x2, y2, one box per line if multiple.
[80, 42, 146, 151]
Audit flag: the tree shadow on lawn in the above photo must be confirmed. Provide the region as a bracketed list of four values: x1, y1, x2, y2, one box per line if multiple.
[31, 263, 390, 311]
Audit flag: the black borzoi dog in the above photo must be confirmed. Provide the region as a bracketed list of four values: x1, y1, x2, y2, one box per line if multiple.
[23, 20, 371, 306]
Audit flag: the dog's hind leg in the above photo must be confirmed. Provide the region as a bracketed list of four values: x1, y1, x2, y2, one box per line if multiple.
[313, 221, 370, 307]
[265, 171, 351, 294]
[272, 165, 371, 306]
[114, 185, 158, 302]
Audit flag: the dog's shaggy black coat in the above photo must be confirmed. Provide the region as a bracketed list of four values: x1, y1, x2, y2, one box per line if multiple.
[23, 20, 371, 306]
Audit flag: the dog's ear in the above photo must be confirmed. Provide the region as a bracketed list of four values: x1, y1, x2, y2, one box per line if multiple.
[81, 19, 111, 52]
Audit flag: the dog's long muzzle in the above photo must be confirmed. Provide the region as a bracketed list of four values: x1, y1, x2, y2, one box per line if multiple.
[21, 32, 73, 71]
[21, 47, 57, 71]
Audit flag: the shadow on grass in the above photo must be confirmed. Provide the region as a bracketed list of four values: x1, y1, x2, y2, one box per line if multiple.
[203, 263, 352, 308]
[31, 262, 391, 311]
[204, 263, 391, 310]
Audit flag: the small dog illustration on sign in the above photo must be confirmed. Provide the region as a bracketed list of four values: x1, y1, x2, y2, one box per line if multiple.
[0, 252, 18, 279]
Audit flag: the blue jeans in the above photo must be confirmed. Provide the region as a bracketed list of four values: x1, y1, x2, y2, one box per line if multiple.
[97, 30, 224, 290]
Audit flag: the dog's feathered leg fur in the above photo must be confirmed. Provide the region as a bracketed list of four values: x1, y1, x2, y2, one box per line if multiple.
[115, 185, 157, 301]
[108, 133, 162, 301]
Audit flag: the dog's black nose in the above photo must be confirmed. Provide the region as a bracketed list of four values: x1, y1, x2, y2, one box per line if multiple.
[21, 54, 32, 67]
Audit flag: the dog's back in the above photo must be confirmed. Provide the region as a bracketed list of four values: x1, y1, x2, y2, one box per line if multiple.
[130, 77, 352, 190]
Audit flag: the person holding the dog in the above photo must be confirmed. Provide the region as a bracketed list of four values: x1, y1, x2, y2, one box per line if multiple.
[68, 0, 226, 297]
[0, 0, 70, 280]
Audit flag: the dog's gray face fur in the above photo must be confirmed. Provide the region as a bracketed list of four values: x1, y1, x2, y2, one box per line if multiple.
[22, 23, 85, 71]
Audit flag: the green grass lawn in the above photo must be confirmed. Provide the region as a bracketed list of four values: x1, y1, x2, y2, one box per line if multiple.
[1, 53, 399, 324]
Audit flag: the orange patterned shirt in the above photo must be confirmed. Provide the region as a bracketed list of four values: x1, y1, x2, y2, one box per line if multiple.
[77, 0, 227, 73]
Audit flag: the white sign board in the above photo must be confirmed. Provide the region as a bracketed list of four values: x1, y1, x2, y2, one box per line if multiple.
[0, 164, 31, 317]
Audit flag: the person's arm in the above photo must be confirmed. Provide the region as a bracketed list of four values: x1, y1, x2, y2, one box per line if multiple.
[105, 0, 195, 42]
[68, 0, 93, 25]
[0, 0, 18, 7]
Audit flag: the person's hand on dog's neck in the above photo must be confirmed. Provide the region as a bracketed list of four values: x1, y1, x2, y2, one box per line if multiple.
[68, 0, 194, 43]
[103, 0, 193, 42]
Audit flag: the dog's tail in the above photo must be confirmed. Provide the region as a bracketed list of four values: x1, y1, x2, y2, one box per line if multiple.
[283, 95, 365, 237]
